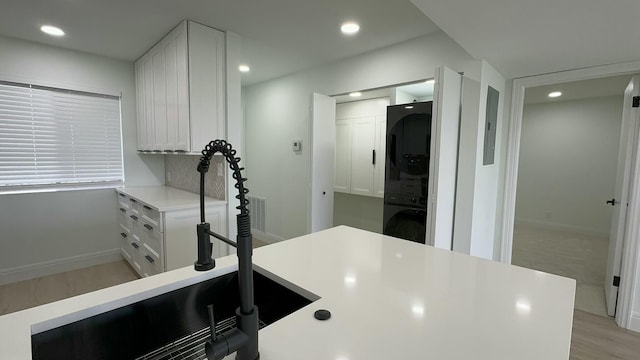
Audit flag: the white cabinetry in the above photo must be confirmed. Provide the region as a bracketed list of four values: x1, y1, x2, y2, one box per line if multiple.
[135, 20, 225, 153]
[334, 98, 389, 198]
[116, 190, 227, 277]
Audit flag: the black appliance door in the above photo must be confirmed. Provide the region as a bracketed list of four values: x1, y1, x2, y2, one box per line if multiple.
[383, 208, 426, 244]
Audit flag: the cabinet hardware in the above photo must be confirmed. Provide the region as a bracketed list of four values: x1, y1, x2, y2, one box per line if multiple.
[131, 242, 139, 249]
[119, 208, 126, 213]
[118, 193, 125, 197]
[372, 149, 376, 165]
[145, 255, 155, 263]
[144, 224, 153, 231]
[120, 233, 127, 238]
[143, 205, 152, 210]
[130, 198, 137, 203]
[130, 215, 138, 221]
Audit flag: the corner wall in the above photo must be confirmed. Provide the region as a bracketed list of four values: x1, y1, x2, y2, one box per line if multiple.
[244, 32, 481, 240]
[0, 36, 165, 284]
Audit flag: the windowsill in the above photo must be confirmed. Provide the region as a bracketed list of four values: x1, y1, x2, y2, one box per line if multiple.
[0, 182, 124, 196]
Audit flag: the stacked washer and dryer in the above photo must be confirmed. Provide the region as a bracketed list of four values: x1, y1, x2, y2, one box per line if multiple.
[382, 101, 432, 244]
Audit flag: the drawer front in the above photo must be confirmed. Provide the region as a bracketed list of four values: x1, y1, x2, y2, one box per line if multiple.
[118, 210, 131, 232]
[120, 234, 132, 262]
[129, 197, 141, 217]
[141, 205, 163, 232]
[128, 238, 143, 276]
[142, 226, 164, 266]
[141, 244, 163, 276]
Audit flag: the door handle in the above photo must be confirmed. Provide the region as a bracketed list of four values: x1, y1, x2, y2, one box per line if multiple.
[606, 198, 616, 206]
[372, 149, 376, 165]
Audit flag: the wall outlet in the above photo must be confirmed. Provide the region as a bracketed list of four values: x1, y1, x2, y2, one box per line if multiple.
[217, 162, 224, 176]
[293, 140, 302, 152]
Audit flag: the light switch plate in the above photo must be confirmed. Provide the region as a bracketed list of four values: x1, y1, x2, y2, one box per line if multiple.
[293, 140, 302, 152]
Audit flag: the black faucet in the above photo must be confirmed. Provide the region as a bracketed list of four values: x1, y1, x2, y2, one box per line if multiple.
[194, 139, 259, 360]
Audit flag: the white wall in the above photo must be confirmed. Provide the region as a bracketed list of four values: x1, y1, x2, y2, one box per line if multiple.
[515, 96, 623, 236]
[454, 61, 506, 259]
[0, 36, 165, 283]
[244, 32, 481, 240]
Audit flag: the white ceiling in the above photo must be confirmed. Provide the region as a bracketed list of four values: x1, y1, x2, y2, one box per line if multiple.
[410, 0, 640, 78]
[0, 0, 441, 85]
[524, 74, 632, 105]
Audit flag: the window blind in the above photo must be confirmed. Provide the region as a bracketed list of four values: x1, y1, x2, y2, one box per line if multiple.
[0, 80, 123, 192]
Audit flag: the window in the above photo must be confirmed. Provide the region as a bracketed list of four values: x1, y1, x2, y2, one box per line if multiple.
[0, 80, 123, 193]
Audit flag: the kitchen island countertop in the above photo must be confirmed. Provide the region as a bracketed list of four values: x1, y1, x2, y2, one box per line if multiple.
[0, 226, 575, 359]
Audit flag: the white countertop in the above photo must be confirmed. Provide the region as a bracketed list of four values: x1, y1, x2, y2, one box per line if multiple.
[116, 185, 226, 211]
[0, 226, 576, 359]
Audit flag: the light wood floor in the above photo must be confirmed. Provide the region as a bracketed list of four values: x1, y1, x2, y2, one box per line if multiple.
[2, 258, 640, 359]
[512, 224, 609, 317]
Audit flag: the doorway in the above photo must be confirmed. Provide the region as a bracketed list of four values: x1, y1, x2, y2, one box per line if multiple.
[331, 81, 435, 235]
[500, 62, 640, 330]
[511, 75, 629, 317]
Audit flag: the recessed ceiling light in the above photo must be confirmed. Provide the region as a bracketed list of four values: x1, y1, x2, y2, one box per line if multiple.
[238, 64, 250, 73]
[341, 22, 360, 35]
[40, 25, 65, 37]
[425, 79, 435, 84]
[548, 91, 562, 98]
[349, 92, 362, 97]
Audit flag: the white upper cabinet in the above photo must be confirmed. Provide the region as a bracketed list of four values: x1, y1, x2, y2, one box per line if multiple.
[135, 21, 225, 153]
[334, 98, 389, 198]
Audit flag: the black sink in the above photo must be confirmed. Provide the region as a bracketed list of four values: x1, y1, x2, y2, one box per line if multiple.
[31, 270, 315, 360]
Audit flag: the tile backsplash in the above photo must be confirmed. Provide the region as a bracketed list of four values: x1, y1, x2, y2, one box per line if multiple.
[165, 154, 226, 200]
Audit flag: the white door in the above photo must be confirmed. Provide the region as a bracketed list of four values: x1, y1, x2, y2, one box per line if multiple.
[605, 77, 640, 316]
[310, 93, 337, 232]
[351, 116, 376, 196]
[334, 119, 352, 193]
[373, 115, 387, 198]
[427, 66, 462, 250]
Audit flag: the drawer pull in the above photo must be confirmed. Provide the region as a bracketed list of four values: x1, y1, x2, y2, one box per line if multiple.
[118, 193, 125, 197]
[145, 255, 155, 264]
[143, 205, 152, 210]
[130, 215, 138, 221]
[131, 242, 139, 249]
[130, 198, 137, 203]
[120, 232, 127, 238]
[144, 224, 153, 231]
[119, 208, 126, 213]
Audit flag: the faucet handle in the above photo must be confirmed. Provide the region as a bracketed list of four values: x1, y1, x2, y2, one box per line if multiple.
[208, 304, 217, 341]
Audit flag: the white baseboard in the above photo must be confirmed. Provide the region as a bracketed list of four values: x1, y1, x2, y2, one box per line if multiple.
[0, 249, 122, 286]
[252, 229, 286, 244]
[514, 218, 609, 238]
[629, 312, 640, 333]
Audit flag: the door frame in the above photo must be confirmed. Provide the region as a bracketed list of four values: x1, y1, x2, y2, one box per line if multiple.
[500, 61, 640, 329]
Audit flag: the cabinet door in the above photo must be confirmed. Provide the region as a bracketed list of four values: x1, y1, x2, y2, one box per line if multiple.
[151, 44, 168, 150]
[373, 116, 387, 198]
[164, 205, 228, 271]
[351, 117, 375, 196]
[334, 120, 352, 193]
[188, 22, 226, 151]
[174, 26, 190, 151]
[163, 38, 179, 150]
[134, 61, 147, 151]
[143, 55, 155, 150]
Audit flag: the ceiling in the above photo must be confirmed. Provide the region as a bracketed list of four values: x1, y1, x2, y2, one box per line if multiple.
[0, 0, 441, 85]
[410, 0, 640, 78]
[333, 80, 434, 103]
[524, 74, 632, 104]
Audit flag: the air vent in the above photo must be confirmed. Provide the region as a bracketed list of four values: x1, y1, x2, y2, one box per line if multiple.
[247, 195, 266, 233]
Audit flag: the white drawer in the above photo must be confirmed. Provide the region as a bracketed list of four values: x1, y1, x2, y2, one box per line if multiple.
[128, 197, 141, 217]
[142, 224, 163, 259]
[141, 244, 163, 276]
[120, 235, 132, 263]
[141, 204, 163, 232]
[127, 237, 144, 276]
